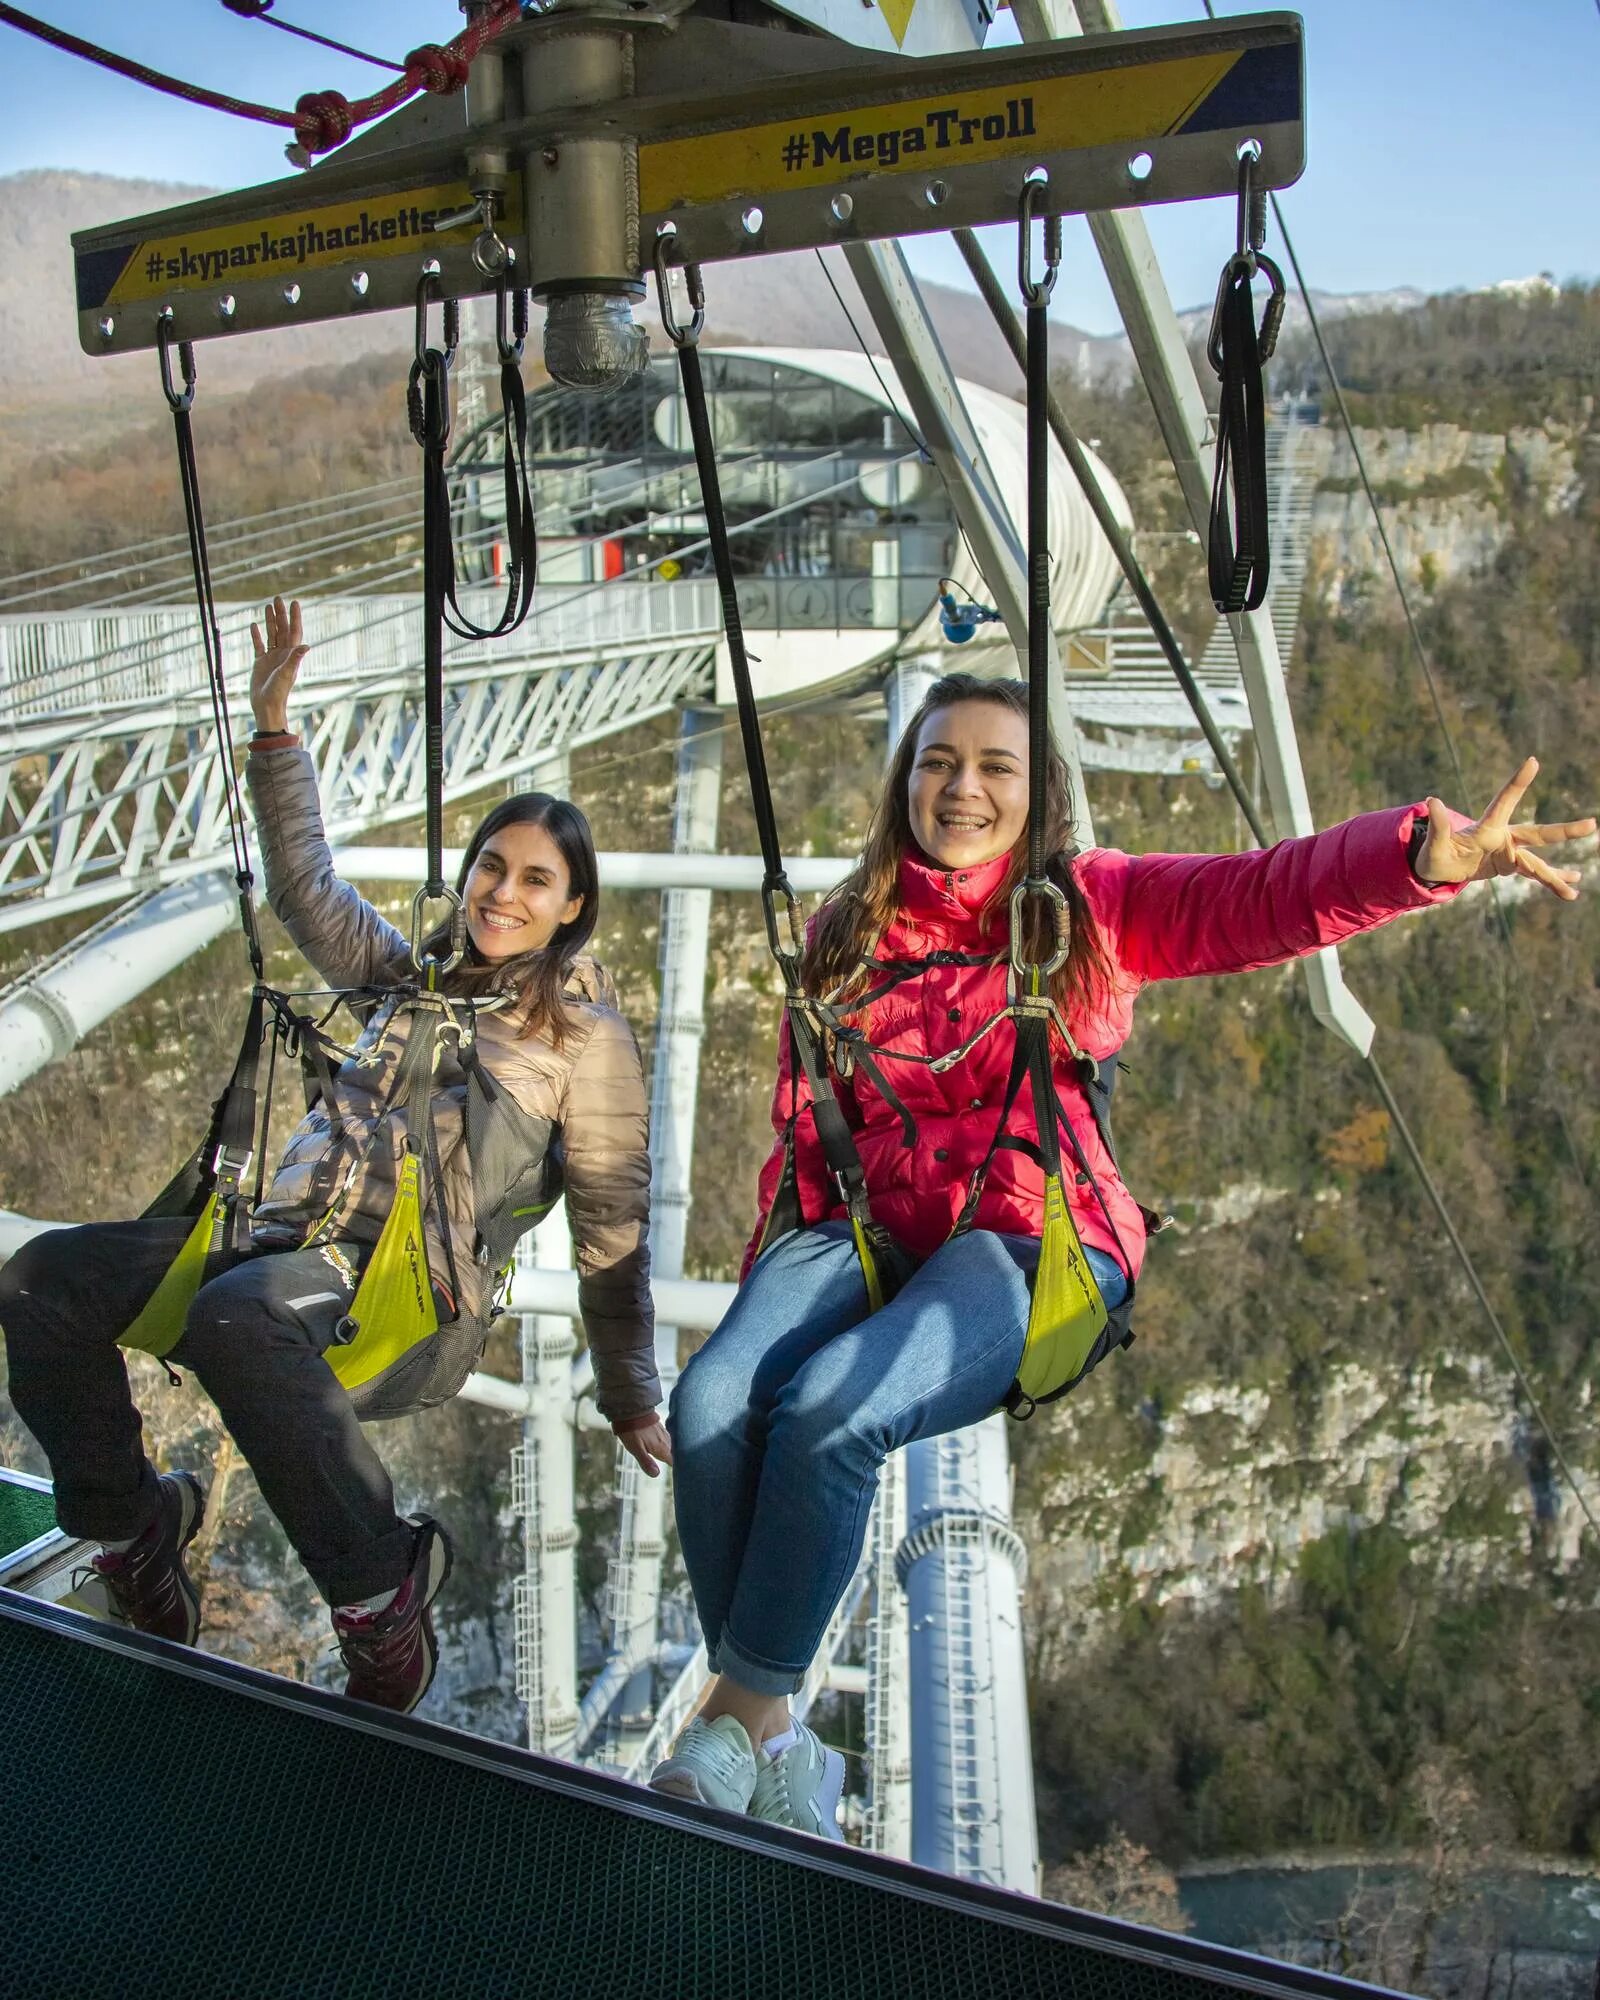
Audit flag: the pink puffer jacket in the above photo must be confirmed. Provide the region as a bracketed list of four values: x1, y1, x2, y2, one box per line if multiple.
[743, 806, 1464, 1281]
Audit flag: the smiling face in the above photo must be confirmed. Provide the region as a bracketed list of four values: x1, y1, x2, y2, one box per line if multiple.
[905, 699, 1030, 872]
[463, 819, 584, 962]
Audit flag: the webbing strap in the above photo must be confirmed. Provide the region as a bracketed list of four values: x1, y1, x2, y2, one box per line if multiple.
[416, 347, 453, 901]
[439, 285, 537, 644]
[389, 1001, 463, 1320]
[1207, 258, 1271, 615]
[158, 320, 263, 979]
[671, 335, 787, 895]
[1024, 284, 1053, 885]
[661, 257, 910, 1300]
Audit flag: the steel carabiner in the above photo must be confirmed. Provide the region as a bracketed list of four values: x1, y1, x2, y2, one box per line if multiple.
[495, 272, 530, 366]
[413, 262, 459, 373]
[1234, 140, 1268, 260]
[156, 310, 197, 414]
[409, 263, 459, 450]
[1017, 174, 1062, 310]
[1009, 875, 1070, 980]
[652, 229, 706, 351]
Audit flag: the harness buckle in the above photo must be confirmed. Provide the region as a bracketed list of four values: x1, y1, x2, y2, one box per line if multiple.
[211, 1142, 254, 1189]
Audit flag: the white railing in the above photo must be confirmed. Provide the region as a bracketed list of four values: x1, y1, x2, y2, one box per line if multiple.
[0, 579, 722, 723]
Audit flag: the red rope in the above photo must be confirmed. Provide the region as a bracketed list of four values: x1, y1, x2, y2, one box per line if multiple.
[0, 0, 523, 161]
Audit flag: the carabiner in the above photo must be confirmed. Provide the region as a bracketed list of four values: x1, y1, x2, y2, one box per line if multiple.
[413, 262, 460, 373]
[156, 311, 196, 414]
[761, 877, 805, 971]
[1009, 875, 1070, 979]
[1207, 245, 1288, 376]
[411, 883, 466, 977]
[1017, 174, 1061, 310]
[653, 230, 706, 351]
[495, 273, 530, 366]
[1234, 140, 1267, 259]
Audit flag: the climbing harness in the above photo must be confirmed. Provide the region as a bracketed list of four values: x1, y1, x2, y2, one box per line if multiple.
[1206, 143, 1286, 615]
[654, 182, 1142, 1414]
[653, 242, 914, 1312]
[119, 301, 552, 1399]
[996, 176, 1136, 1415]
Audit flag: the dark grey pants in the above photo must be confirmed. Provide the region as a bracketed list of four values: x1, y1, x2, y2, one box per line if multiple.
[0, 1218, 420, 1605]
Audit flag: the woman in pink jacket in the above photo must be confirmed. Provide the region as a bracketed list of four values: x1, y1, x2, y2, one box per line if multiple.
[650, 670, 1591, 1835]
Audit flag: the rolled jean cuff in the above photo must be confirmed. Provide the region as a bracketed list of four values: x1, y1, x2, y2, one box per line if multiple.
[713, 1629, 808, 1699]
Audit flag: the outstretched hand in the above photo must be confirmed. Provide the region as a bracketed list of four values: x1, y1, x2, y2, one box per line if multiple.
[615, 1416, 674, 1478]
[249, 596, 310, 734]
[1416, 758, 1595, 902]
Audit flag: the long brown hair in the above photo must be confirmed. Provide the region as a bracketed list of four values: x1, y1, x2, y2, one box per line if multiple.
[422, 792, 600, 1048]
[802, 673, 1110, 1018]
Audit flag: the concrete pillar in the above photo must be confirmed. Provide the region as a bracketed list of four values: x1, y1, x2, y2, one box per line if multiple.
[900, 1422, 1038, 1892]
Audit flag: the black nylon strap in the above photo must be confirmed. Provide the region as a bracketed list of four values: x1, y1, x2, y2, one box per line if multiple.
[389, 1001, 463, 1320]
[670, 300, 911, 1288]
[674, 339, 787, 894]
[1024, 295, 1052, 884]
[1208, 260, 1271, 615]
[160, 327, 264, 979]
[418, 352, 452, 899]
[440, 330, 537, 644]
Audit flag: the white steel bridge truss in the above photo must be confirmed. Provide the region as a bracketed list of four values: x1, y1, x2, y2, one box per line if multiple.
[0, 584, 720, 930]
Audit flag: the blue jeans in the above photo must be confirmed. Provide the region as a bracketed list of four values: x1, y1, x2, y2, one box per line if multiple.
[668, 1222, 1128, 1698]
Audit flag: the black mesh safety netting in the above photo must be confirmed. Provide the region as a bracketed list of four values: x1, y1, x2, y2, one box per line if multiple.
[0, 1595, 1408, 2000]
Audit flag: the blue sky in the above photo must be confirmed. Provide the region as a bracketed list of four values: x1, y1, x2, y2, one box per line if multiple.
[3, 1, 1595, 330]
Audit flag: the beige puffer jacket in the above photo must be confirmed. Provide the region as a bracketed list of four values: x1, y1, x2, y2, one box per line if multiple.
[245, 745, 659, 1427]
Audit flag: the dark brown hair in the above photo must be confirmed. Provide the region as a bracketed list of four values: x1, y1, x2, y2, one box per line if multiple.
[801, 673, 1110, 1018]
[424, 792, 600, 1047]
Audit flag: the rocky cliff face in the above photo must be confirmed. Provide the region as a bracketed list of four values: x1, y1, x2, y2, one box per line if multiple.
[1307, 418, 1586, 600]
[1021, 1303, 1584, 1672]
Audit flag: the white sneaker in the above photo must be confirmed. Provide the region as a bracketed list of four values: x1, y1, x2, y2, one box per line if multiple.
[648, 1715, 759, 1812]
[749, 1718, 845, 1840]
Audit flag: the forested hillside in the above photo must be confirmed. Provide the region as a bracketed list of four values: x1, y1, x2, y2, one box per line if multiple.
[1, 280, 1596, 1994]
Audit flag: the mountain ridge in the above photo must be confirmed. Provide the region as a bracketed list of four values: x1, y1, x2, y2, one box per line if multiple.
[0, 166, 1498, 443]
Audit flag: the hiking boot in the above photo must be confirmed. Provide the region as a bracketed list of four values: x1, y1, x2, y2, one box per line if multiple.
[749, 1719, 846, 1840]
[648, 1715, 759, 1813]
[332, 1516, 453, 1716]
[91, 1471, 206, 1646]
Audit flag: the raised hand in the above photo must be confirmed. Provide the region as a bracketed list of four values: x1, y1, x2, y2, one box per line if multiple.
[1416, 757, 1595, 901]
[249, 596, 310, 734]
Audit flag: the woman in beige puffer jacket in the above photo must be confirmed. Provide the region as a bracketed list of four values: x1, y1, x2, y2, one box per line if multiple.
[0, 598, 663, 1715]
